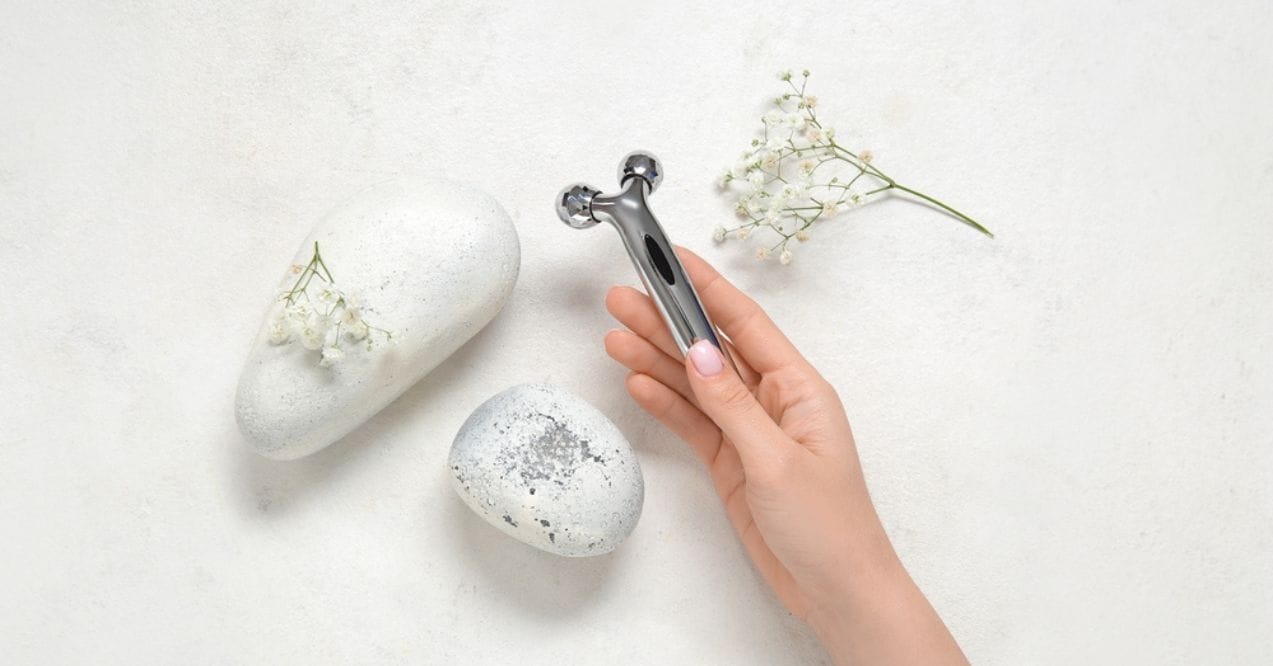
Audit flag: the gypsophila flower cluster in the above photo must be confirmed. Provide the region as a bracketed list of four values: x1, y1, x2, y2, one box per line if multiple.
[715, 70, 991, 264]
[268, 242, 394, 367]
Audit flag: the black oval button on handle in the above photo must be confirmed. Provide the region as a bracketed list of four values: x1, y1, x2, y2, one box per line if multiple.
[644, 234, 676, 285]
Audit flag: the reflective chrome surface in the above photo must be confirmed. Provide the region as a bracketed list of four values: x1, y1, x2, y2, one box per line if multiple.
[555, 152, 724, 357]
[555, 184, 600, 229]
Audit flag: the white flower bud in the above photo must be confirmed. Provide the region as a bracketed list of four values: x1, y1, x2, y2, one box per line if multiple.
[268, 317, 290, 345]
[780, 248, 793, 265]
[319, 345, 344, 367]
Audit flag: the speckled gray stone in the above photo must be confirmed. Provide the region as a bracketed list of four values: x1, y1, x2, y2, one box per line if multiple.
[235, 177, 520, 460]
[449, 384, 644, 557]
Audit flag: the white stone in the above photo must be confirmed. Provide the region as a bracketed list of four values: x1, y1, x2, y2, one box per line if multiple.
[449, 384, 644, 557]
[235, 177, 520, 460]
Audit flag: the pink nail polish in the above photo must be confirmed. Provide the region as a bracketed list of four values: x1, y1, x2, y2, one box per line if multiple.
[688, 340, 723, 377]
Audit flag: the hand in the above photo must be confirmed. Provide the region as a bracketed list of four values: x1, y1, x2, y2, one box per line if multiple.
[604, 247, 966, 665]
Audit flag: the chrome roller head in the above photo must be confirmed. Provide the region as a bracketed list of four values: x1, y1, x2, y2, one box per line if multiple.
[555, 183, 601, 229]
[617, 151, 662, 193]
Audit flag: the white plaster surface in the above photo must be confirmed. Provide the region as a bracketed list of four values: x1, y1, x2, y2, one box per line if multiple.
[1, 2, 1270, 664]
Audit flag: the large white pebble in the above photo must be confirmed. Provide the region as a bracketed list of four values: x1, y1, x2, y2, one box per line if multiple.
[235, 178, 519, 459]
[449, 384, 644, 557]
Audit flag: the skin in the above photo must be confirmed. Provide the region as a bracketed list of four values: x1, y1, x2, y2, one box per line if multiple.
[603, 247, 967, 666]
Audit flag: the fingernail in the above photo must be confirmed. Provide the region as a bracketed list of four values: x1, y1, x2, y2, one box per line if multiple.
[688, 340, 723, 377]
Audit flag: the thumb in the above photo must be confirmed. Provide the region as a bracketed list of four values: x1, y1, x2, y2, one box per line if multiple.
[684, 340, 791, 471]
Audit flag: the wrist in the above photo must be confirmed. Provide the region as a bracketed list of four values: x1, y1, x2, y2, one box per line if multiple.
[804, 538, 967, 666]
[805, 529, 905, 631]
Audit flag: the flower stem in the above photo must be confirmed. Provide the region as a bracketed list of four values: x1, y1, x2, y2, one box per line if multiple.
[888, 183, 993, 238]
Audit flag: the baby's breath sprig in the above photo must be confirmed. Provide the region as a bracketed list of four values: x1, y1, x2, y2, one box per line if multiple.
[715, 69, 991, 264]
[268, 242, 394, 367]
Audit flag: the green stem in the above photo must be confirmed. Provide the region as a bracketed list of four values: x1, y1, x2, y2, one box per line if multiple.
[889, 183, 994, 238]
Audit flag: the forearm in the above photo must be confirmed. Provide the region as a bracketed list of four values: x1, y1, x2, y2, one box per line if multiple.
[804, 522, 962, 666]
[807, 550, 967, 666]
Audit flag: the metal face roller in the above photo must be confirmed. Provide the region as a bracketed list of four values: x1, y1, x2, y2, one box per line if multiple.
[556, 152, 725, 358]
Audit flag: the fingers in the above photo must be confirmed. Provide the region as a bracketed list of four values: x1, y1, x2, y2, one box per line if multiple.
[684, 340, 794, 471]
[606, 285, 762, 388]
[676, 247, 810, 375]
[624, 373, 721, 466]
[604, 329, 695, 405]
[605, 286, 682, 360]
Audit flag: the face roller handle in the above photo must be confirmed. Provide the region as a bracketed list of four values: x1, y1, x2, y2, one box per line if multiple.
[556, 152, 725, 358]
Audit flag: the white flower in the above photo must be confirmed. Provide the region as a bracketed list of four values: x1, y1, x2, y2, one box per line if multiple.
[274, 243, 393, 364]
[850, 192, 867, 207]
[759, 152, 779, 170]
[736, 227, 751, 240]
[778, 69, 793, 81]
[762, 109, 782, 125]
[300, 312, 329, 350]
[712, 227, 727, 243]
[316, 281, 341, 305]
[803, 126, 825, 144]
[268, 316, 290, 345]
[340, 306, 363, 327]
[860, 149, 873, 164]
[285, 301, 311, 320]
[782, 112, 805, 129]
[799, 159, 815, 174]
[822, 200, 840, 216]
[730, 160, 750, 178]
[780, 248, 794, 265]
[755, 246, 770, 261]
[765, 137, 784, 152]
[803, 95, 818, 109]
[301, 327, 325, 351]
[780, 183, 803, 200]
[747, 171, 765, 190]
[796, 229, 811, 242]
[319, 345, 344, 367]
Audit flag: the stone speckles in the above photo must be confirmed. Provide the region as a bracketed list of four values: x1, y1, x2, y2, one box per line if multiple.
[448, 384, 644, 557]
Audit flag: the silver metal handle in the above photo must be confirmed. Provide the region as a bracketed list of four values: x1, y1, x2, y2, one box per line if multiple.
[556, 152, 724, 357]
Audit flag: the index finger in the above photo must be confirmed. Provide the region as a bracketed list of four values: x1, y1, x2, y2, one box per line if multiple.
[676, 246, 809, 375]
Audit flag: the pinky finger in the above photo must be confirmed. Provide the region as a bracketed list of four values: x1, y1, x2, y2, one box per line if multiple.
[625, 373, 722, 467]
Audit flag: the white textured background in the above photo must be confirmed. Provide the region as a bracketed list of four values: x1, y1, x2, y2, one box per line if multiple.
[2, 2, 1270, 664]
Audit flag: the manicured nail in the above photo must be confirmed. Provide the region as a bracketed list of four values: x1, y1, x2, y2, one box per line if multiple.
[688, 340, 723, 377]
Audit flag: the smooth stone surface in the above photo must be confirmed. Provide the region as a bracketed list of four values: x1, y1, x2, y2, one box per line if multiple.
[235, 177, 520, 459]
[449, 384, 644, 557]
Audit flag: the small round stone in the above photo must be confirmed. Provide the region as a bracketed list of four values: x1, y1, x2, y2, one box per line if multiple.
[448, 384, 644, 557]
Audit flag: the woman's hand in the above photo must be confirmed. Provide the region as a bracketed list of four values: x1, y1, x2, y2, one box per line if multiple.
[603, 247, 966, 665]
